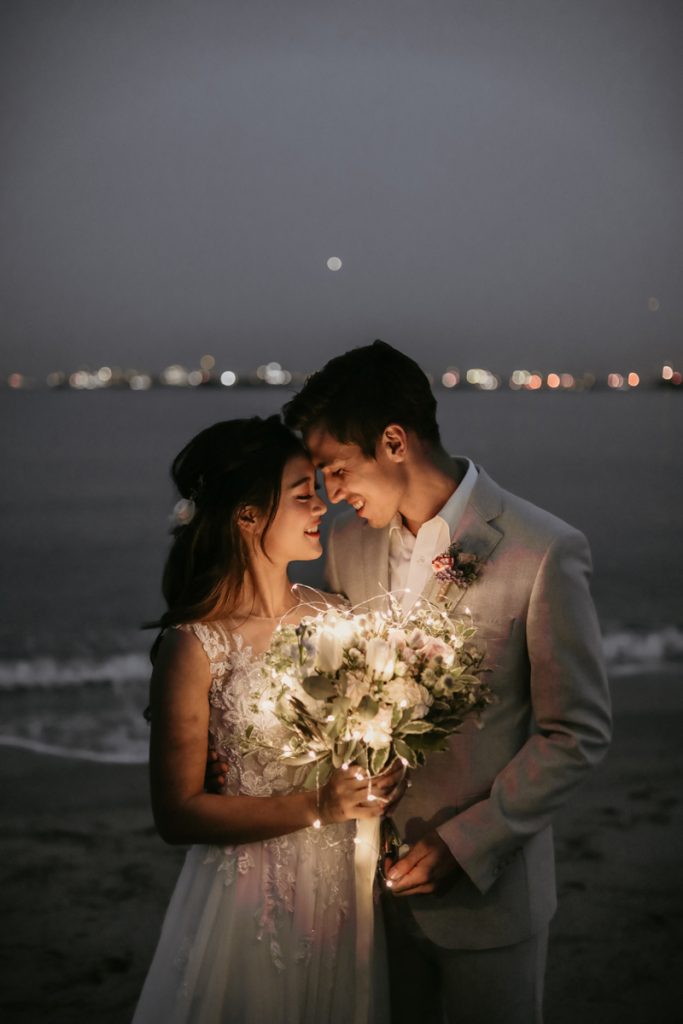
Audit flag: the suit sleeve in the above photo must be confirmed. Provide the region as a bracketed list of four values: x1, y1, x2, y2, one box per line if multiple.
[437, 527, 612, 894]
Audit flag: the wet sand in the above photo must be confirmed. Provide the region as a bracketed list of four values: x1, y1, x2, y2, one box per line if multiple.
[1, 679, 682, 1023]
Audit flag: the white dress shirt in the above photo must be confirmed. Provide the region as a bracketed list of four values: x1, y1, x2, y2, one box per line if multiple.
[389, 458, 478, 611]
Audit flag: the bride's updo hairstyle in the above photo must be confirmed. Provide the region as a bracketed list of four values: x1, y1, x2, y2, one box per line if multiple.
[157, 416, 306, 631]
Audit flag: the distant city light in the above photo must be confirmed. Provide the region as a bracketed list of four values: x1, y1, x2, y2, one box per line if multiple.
[5, 357, 679, 394]
[465, 368, 499, 390]
[257, 362, 292, 385]
[326, 257, 343, 271]
[161, 364, 188, 386]
[510, 370, 531, 389]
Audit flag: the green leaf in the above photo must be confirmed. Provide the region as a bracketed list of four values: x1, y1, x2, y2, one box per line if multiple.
[324, 715, 344, 741]
[302, 675, 338, 700]
[303, 757, 332, 790]
[400, 720, 432, 735]
[284, 752, 324, 766]
[371, 746, 390, 776]
[331, 696, 351, 716]
[393, 738, 418, 769]
[357, 696, 380, 720]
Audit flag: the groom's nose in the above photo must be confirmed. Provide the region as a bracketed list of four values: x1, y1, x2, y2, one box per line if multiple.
[323, 476, 344, 504]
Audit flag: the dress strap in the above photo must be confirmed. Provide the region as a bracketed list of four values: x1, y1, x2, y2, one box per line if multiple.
[174, 622, 232, 665]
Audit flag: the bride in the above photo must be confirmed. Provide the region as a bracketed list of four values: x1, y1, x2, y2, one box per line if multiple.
[132, 416, 400, 1024]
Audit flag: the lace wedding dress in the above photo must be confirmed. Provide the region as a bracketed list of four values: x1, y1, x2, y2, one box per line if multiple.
[132, 621, 387, 1024]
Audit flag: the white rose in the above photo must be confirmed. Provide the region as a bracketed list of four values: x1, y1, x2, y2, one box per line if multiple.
[316, 628, 344, 674]
[345, 672, 371, 707]
[366, 638, 395, 681]
[383, 679, 432, 719]
[362, 706, 394, 748]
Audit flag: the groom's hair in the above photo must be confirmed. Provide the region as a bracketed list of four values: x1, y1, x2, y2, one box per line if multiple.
[283, 340, 441, 457]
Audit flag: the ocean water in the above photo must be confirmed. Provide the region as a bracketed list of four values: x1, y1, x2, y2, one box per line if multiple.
[1, 387, 681, 761]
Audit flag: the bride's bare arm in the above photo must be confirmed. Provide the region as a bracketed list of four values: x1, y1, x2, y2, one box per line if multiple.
[149, 630, 392, 846]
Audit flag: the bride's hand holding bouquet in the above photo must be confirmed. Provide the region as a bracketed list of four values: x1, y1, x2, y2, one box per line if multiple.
[250, 595, 495, 879]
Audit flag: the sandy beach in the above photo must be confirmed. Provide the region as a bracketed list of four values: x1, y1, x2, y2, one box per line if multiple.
[1, 678, 682, 1024]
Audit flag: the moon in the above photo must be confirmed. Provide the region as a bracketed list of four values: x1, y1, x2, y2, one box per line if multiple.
[326, 256, 343, 271]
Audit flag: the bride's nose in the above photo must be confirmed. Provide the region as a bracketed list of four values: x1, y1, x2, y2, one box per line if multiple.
[313, 493, 327, 516]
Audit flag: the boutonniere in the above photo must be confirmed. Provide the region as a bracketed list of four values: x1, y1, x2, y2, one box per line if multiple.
[432, 542, 484, 590]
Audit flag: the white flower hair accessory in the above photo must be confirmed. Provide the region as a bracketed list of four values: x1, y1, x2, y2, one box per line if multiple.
[169, 497, 196, 528]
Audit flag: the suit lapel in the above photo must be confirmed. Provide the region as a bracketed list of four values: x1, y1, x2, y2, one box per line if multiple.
[422, 466, 504, 612]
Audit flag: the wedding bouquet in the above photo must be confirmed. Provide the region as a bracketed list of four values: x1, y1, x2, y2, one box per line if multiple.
[251, 596, 494, 796]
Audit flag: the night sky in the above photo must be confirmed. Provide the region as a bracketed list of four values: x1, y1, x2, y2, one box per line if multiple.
[1, 0, 681, 377]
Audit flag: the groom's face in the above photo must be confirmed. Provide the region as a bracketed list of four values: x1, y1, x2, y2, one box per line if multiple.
[305, 427, 406, 529]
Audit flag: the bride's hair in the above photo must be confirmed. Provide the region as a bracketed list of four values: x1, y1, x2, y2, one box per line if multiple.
[153, 416, 306, 636]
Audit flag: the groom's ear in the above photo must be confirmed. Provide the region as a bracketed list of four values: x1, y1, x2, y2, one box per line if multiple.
[381, 425, 408, 461]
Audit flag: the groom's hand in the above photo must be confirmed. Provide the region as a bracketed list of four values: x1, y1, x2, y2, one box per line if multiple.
[204, 749, 229, 794]
[385, 830, 461, 896]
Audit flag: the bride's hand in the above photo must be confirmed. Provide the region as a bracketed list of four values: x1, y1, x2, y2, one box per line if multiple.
[319, 761, 405, 823]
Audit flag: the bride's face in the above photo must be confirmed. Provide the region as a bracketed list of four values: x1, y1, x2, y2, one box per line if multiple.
[259, 454, 327, 564]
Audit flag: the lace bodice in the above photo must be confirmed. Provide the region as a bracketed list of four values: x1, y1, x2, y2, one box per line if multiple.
[178, 620, 313, 799]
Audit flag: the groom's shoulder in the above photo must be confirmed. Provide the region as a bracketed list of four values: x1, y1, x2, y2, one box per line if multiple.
[478, 468, 584, 548]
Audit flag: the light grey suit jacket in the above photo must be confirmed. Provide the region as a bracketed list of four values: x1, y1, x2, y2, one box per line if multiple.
[325, 465, 611, 950]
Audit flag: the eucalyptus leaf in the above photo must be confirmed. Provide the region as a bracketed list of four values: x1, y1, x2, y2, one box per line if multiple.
[393, 738, 418, 769]
[357, 696, 380, 720]
[302, 675, 338, 700]
[371, 746, 390, 776]
[303, 757, 332, 789]
[400, 720, 432, 735]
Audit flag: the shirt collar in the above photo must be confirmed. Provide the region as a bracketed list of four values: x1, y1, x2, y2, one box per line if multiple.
[389, 457, 478, 540]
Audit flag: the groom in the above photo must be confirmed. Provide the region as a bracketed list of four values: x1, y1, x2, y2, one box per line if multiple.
[281, 340, 611, 1024]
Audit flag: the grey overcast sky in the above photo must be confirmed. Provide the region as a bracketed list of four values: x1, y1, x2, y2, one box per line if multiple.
[1, 0, 681, 377]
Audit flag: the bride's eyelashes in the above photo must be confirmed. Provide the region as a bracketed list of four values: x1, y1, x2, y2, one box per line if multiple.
[295, 483, 322, 502]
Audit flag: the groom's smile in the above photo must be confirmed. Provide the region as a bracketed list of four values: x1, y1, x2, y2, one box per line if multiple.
[304, 427, 406, 530]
